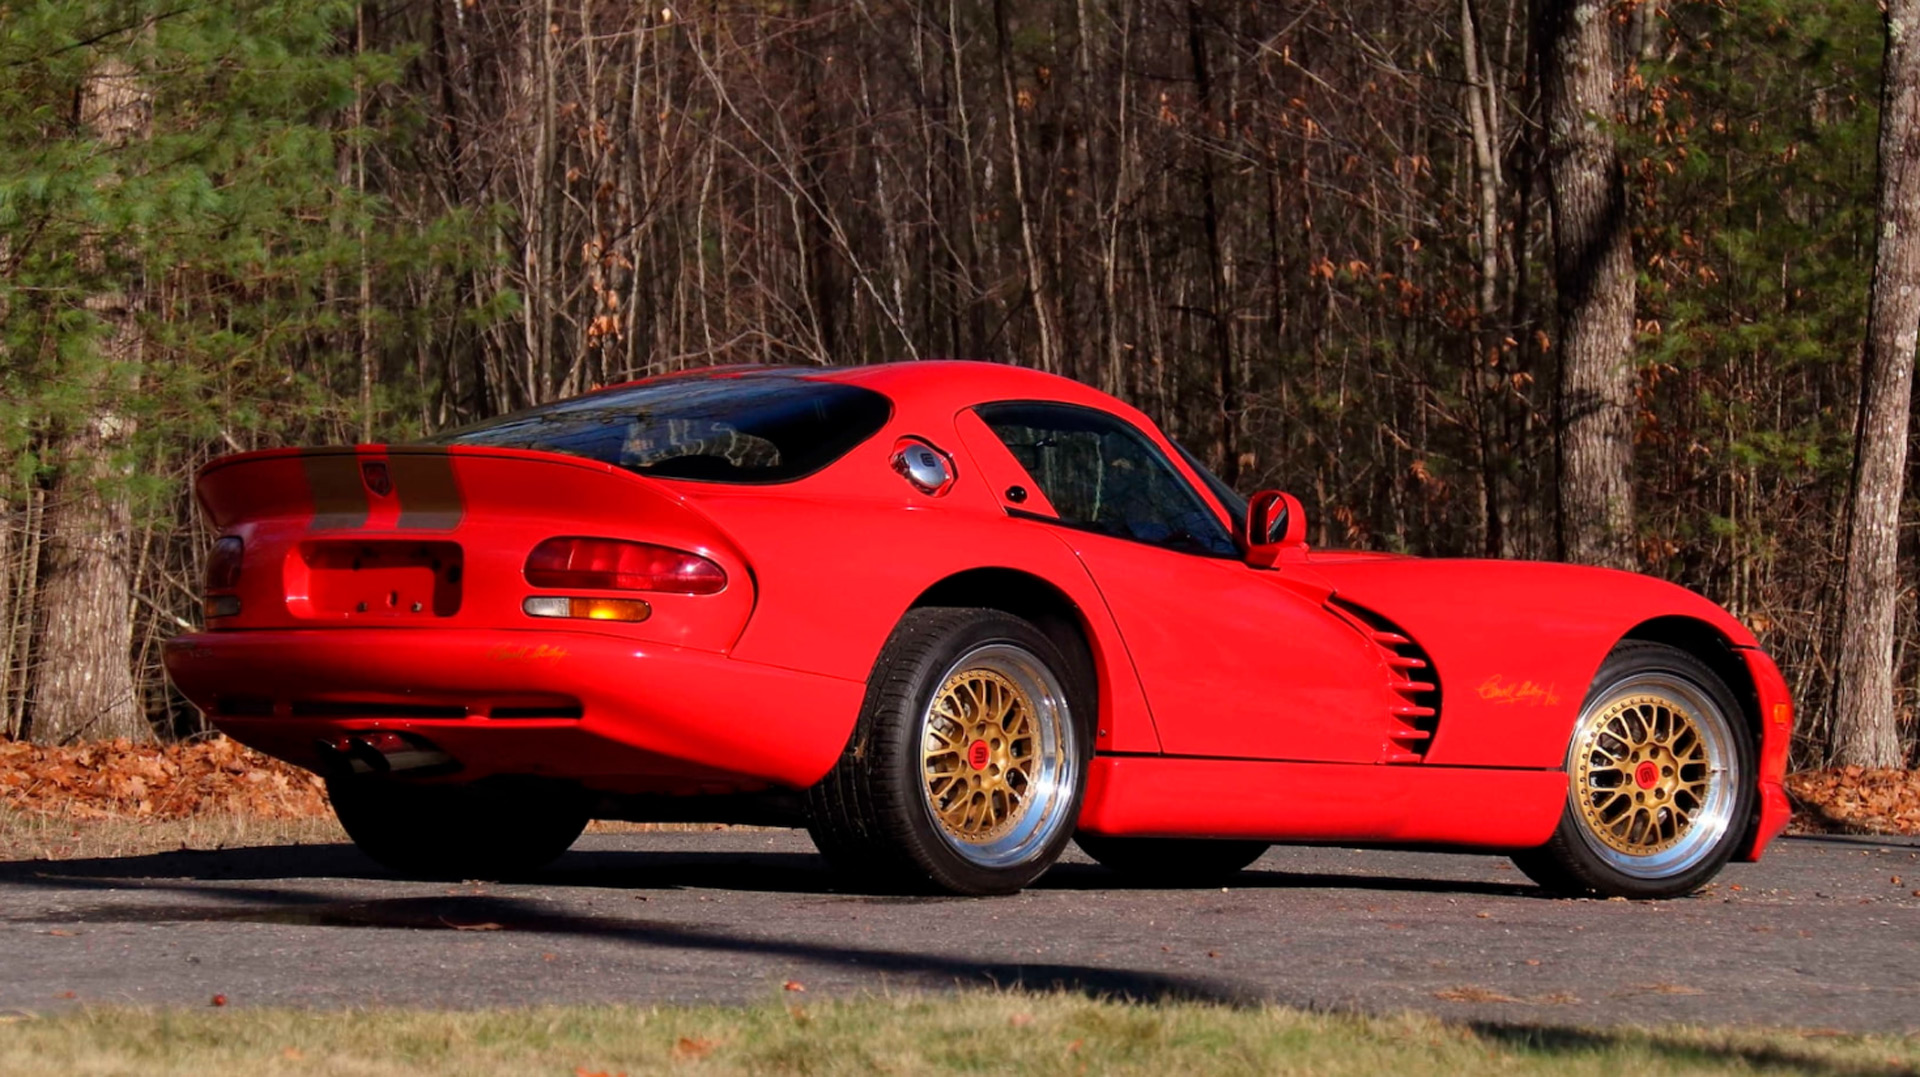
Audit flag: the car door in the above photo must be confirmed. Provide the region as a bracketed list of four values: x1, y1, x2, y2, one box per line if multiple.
[968, 401, 1393, 763]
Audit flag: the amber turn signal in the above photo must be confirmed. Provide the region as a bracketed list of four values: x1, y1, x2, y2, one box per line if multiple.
[522, 595, 651, 623]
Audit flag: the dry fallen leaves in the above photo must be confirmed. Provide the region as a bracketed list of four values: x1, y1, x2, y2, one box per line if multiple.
[1432, 985, 1522, 1003]
[1620, 982, 1704, 997]
[1786, 768, 1920, 835]
[0, 735, 328, 822]
[672, 1037, 716, 1061]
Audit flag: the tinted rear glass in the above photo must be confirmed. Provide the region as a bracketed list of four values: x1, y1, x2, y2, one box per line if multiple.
[430, 376, 891, 483]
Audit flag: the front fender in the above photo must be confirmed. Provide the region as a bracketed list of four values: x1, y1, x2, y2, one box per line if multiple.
[1304, 557, 1759, 769]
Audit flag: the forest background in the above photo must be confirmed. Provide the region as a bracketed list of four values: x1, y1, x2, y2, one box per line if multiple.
[1, 0, 1914, 771]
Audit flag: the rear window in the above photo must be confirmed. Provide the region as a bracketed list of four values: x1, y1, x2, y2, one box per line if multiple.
[430, 375, 891, 483]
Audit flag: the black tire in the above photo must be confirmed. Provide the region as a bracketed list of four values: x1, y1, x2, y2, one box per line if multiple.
[328, 777, 588, 880]
[1513, 641, 1755, 899]
[805, 607, 1092, 896]
[1075, 834, 1268, 884]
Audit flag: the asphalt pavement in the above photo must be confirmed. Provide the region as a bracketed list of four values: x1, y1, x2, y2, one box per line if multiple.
[1, 830, 1914, 1032]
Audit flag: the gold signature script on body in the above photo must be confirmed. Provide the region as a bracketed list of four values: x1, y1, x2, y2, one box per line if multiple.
[1476, 674, 1561, 707]
[487, 643, 569, 665]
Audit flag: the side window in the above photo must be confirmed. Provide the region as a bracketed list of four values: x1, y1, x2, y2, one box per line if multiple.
[976, 402, 1238, 558]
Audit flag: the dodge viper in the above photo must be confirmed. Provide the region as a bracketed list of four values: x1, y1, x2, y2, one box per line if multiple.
[163, 361, 1793, 898]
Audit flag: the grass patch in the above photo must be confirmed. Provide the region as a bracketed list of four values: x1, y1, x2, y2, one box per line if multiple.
[0, 805, 347, 862]
[0, 995, 1914, 1076]
[0, 807, 762, 863]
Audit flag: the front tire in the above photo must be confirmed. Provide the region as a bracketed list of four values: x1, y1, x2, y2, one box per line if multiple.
[806, 607, 1090, 895]
[328, 777, 588, 880]
[1513, 641, 1753, 899]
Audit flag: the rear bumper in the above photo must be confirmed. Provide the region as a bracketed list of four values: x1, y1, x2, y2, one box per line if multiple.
[1737, 646, 1794, 862]
[162, 628, 864, 793]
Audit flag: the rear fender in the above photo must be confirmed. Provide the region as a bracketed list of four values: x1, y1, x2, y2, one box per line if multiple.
[694, 501, 1162, 756]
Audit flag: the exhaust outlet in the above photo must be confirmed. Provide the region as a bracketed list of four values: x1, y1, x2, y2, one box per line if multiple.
[314, 731, 459, 777]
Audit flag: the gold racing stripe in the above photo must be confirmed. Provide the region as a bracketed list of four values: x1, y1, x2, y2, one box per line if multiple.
[300, 452, 369, 531]
[390, 449, 465, 531]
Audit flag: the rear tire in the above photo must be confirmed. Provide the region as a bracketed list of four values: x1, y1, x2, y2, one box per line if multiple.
[1513, 641, 1753, 899]
[1075, 834, 1268, 884]
[328, 777, 588, 880]
[806, 607, 1090, 895]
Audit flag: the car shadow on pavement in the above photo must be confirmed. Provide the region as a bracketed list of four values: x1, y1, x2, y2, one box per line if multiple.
[1035, 861, 1541, 899]
[3, 851, 1908, 1061]
[1469, 1021, 1920, 1077]
[0, 841, 1546, 899]
[1, 874, 1253, 1006]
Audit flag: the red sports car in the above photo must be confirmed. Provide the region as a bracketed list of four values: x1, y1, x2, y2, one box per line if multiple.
[163, 361, 1792, 898]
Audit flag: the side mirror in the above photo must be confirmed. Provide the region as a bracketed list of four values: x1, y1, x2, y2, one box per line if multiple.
[1245, 490, 1308, 567]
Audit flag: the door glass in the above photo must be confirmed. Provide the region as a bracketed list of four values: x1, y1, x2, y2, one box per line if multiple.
[976, 402, 1237, 557]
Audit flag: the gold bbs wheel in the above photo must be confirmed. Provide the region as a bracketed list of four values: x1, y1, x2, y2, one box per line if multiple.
[916, 643, 1076, 870]
[924, 667, 1039, 841]
[1574, 693, 1709, 855]
[1567, 670, 1740, 880]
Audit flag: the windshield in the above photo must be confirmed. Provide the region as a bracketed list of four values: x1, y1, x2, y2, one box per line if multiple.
[429, 374, 891, 483]
[1173, 441, 1248, 527]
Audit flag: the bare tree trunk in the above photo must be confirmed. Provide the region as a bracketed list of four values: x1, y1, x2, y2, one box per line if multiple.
[30, 53, 151, 744]
[1186, 0, 1240, 484]
[1543, 0, 1636, 569]
[993, 0, 1059, 374]
[1, 492, 43, 740]
[355, 5, 375, 442]
[0, 493, 14, 739]
[1462, 0, 1507, 556]
[1833, 0, 1920, 768]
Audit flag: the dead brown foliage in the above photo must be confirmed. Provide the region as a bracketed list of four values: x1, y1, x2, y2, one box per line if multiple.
[1786, 768, 1920, 835]
[0, 735, 327, 821]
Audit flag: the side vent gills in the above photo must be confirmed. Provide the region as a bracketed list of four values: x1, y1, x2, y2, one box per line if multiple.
[1326, 600, 1443, 763]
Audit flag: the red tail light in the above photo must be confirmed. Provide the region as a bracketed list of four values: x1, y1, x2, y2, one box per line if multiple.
[206, 536, 244, 591]
[525, 537, 726, 595]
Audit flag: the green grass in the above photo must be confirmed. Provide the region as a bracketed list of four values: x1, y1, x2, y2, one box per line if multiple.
[0, 994, 1914, 1076]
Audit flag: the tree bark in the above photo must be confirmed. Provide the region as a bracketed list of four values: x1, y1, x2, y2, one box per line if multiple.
[30, 53, 151, 744]
[1186, 0, 1240, 486]
[1543, 0, 1637, 569]
[993, 0, 1059, 374]
[1462, 0, 1507, 556]
[1832, 0, 1920, 768]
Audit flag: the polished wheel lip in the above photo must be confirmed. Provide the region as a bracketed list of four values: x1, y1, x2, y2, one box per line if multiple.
[1567, 670, 1740, 880]
[917, 642, 1076, 870]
